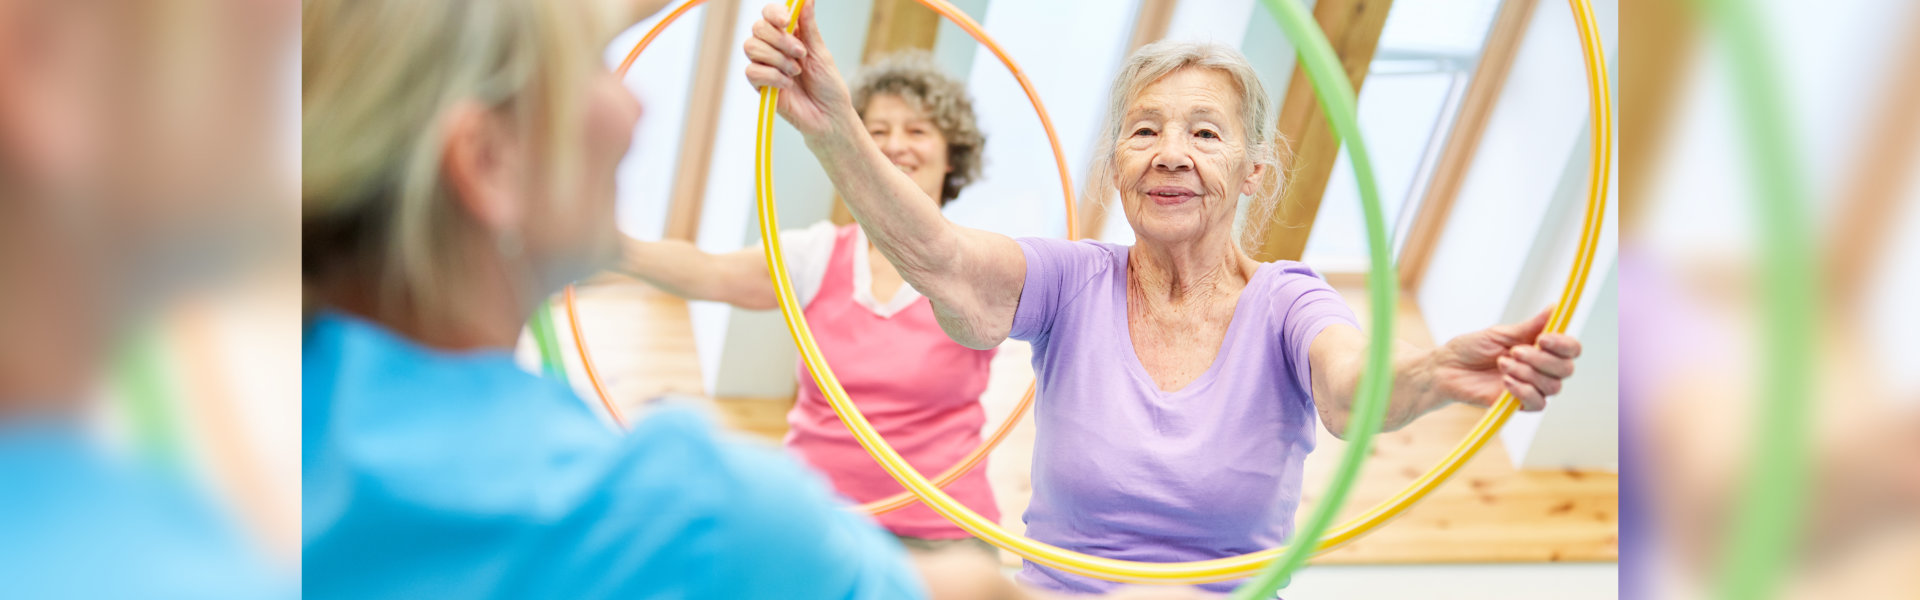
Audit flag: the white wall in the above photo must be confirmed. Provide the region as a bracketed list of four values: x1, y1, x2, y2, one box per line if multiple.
[610, 2, 706, 241]
[942, 0, 1143, 241]
[1411, 0, 1619, 470]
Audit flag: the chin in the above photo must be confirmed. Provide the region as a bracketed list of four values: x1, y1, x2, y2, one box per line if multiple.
[1130, 217, 1210, 246]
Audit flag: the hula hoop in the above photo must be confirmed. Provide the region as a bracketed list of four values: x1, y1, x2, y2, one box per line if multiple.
[755, 0, 1612, 589]
[564, 0, 1078, 516]
[1696, 0, 1813, 595]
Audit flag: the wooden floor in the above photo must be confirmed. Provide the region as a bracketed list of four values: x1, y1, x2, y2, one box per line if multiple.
[550, 276, 1618, 565]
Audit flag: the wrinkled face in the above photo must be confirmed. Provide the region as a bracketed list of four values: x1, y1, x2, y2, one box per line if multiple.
[522, 66, 641, 285]
[863, 93, 951, 206]
[1113, 67, 1262, 248]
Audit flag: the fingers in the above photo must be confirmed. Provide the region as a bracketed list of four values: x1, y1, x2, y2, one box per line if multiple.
[1492, 306, 1554, 344]
[760, 2, 791, 33]
[742, 63, 795, 91]
[743, 36, 798, 77]
[1511, 343, 1576, 379]
[751, 10, 805, 58]
[797, 0, 824, 45]
[745, 4, 807, 89]
[1504, 374, 1547, 411]
[1499, 354, 1563, 398]
[1536, 332, 1582, 359]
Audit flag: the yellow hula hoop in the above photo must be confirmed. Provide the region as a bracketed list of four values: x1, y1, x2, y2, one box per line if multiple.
[568, 0, 1077, 516]
[756, 0, 1612, 585]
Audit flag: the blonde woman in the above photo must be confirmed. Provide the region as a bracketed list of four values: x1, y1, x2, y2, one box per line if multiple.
[618, 51, 1000, 556]
[296, 1, 1109, 598]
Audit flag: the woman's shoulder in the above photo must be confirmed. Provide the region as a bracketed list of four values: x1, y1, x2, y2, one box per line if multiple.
[1253, 259, 1339, 291]
[1016, 237, 1127, 271]
[1249, 259, 1352, 317]
[304, 311, 619, 500]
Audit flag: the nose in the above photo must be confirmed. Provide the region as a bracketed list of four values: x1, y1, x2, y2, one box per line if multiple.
[876, 129, 908, 158]
[1151, 133, 1193, 172]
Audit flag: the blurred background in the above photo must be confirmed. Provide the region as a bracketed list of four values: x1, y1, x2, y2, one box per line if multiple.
[0, 0, 301, 596]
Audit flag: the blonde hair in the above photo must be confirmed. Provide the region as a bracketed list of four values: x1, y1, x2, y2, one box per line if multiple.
[1087, 41, 1286, 252]
[301, 0, 609, 315]
[849, 51, 985, 206]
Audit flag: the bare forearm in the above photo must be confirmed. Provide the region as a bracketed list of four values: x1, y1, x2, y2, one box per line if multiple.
[617, 237, 775, 309]
[802, 110, 964, 283]
[1314, 333, 1452, 438]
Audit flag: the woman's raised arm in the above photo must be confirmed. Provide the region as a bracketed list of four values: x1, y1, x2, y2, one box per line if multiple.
[742, 2, 1025, 348]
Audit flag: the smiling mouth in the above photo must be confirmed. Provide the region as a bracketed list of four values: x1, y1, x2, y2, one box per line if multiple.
[1146, 186, 1199, 204]
[894, 162, 917, 175]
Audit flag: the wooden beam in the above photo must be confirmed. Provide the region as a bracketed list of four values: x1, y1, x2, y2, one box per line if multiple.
[1253, 0, 1397, 262]
[1395, 0, 1539, 292]
[1617, 0, 1697, 238]
[664, 0, 743, 240]
[860, 0, 942, 63]
[1076, 0, 1181, 240]
[827, 0, 945, 226]
[1825, 5, 1920, 311]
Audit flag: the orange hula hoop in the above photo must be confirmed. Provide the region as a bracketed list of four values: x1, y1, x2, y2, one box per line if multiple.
[563, 0, 1077, 516]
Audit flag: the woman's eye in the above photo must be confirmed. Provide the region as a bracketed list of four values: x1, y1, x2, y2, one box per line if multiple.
[1196, 129, 1219, 139]
[1133, 127, 1156, 137]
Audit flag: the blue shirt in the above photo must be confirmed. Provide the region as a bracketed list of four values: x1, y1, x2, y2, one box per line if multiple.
[302, 312, 926, 599]
[0, 419, 291, 599]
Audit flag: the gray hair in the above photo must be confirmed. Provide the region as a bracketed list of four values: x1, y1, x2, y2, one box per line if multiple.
[1088, 41, 1285, 252]
[850, 51, 985, 206]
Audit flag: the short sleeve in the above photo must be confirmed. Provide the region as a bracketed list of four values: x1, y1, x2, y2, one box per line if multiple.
[779, 220, 839, 308]
[1269, 262, 1362, 407]
[1010, 238, 1116, 343]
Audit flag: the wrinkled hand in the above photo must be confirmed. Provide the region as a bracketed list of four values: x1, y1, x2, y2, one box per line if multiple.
[742, 1, 853, 138]
[1431, 307, 1582, 411]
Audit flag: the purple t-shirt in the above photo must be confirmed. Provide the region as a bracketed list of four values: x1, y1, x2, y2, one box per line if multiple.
[1009, 238, 1359, 595]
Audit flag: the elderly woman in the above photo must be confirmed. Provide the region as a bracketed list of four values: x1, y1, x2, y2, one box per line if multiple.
[299, 1, 1112, 598]
[619, 51, 1001, 555]
[745, 3, 1583, 595]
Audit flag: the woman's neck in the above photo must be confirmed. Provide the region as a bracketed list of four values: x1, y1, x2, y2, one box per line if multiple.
[315, 242, 535, 352]
[1128, 234, 1255, 306]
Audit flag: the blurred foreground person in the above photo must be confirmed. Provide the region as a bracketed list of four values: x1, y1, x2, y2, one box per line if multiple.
[302, 0, 1206, 598]
[0, 0, 295, 597]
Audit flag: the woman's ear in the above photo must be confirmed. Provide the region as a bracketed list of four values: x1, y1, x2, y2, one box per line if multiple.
[441, 101, 523, 240]
[1240, 162, 1268, 197]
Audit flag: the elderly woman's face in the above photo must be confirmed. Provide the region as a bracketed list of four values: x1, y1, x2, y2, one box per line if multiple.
[1113, 67, 1263, 248]
[863, 93, 950, 206]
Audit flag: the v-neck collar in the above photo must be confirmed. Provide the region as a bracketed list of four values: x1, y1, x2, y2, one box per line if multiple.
[847, 226, 922, 319]
[1112, 246, 1267, 396]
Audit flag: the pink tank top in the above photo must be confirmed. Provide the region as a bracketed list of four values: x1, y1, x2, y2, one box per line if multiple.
[784, 224, 1000, 538]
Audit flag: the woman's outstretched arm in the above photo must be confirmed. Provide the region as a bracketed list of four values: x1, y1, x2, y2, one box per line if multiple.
[1309, 307, 1583, 438]
[616, 236, 779, 310]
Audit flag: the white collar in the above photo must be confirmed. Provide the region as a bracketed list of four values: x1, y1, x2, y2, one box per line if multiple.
[848, 225, 922, 318]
